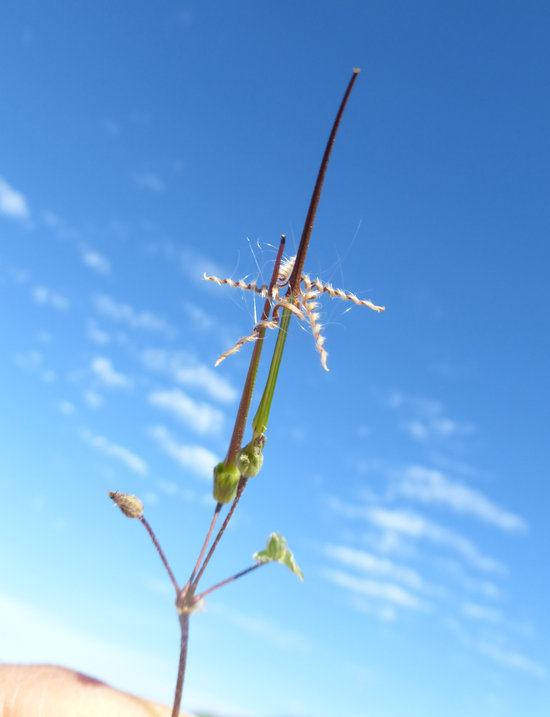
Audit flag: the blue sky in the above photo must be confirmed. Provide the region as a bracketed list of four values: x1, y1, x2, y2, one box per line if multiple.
[1, 2, 549, 716]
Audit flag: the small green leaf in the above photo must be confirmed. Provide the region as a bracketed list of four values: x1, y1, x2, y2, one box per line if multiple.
[253, 532, 304, 580]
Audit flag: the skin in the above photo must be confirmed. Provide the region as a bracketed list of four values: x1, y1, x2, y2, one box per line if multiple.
[0, 665, 192, 717]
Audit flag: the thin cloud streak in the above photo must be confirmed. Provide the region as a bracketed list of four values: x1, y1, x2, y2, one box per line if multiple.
[148, 388, 224, 435]
[367, 506, 506, 574]
[327, 498, 506, 574]
[149, 425, 217, 480]
[81, 247, 111, 275]
[91, 356, 132, 389]
[94, 294, 176, 338]
[141, 349, 237, 403]
[0, 176, 30, 220]
[324, 544, 426, 591]
[32, 285, 70, 310]
[81, 428, 147, 475]
[479, 642, 546, 679]
[397, 465, 526, 532]
[324, 569, 428, 611]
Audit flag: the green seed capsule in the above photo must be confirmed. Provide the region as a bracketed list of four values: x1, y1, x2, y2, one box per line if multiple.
[213, 462, 241, 504]
[237, 434, 266, 478]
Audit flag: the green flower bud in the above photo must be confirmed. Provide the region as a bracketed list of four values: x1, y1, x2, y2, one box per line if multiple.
[213, 461, 241, 504]
[237, 434, 266, 478]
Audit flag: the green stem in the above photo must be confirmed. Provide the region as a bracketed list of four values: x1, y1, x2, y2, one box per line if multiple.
[252, 306, 292, 436]
[224, 235, 286, 467]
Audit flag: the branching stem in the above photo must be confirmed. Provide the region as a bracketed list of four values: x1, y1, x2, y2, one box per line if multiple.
[195, 562, 264, 602]
[191, 477, 248, 590]
[140, 516, 180, 595]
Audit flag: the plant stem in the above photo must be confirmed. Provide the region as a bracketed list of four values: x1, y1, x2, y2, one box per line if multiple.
[140, 516, 180, 595]
[287, 68, 360, 301]
[171, 612, 190, 717]
[187, 502, 223, 586]
[224, 235, 286, 468]
[191, 477, 248, 590]
[195, 562, 263, 602]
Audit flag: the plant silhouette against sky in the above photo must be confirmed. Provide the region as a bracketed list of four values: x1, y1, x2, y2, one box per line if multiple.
[110, 68, 384, 717]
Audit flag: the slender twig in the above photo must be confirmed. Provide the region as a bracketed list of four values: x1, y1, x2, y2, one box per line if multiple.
[171, 612, 190, 717]
[195, 563, 264, 602]
[140, 516, 180, 595]
[191, 477, 248, 590]
[187, 501, 223, 587]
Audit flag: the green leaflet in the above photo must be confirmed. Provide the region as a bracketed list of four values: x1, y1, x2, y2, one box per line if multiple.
[253, 532, 304, 581]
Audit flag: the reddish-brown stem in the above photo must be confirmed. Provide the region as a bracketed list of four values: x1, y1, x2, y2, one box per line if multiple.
[171, 612, 190, 717]
[191, 477, 248, 590]
[287, 68, 360, 302]
[187, 501, 223, 586]
[194, 562, 263, 602]
[224, 235, 286, 467]
[140, 516, 180, 595]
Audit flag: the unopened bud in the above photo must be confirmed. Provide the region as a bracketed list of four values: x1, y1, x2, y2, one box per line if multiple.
[237, 434, 266, 478]
[213, 462, 241, 504]
[109, 491, 143, 519]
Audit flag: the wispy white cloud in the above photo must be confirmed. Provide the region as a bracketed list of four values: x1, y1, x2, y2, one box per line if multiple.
[328, 498, 506, 575]
[83, 390, 103, 408]
[385, 390, 475, 442]
[324, 544, 426, 592]
[141, 349, 237, 403]
[133, 171, 165, 193]
[149, 425, 217, 480]
[183, 300, 216, 331]
[81, 247, 111, 275]
[87, 322, 111, 345]
[94, 294, 175, 338]
[145, 240, 226, 286]
[57, 400, 75, 415]
[40, 209, 79, 241]
[396, 465, 526, 532]
[479, 642, 545, 678]
[367, 506, 506, 574]
[12, 349, 56, 382]
[0, 176, 30, 220]
[461, 602, 503, 624]
[81, 428, 147, 475]
[324, 569, 428, 611]
[148, 388, 224, 435]
[32, 285, 70, 310]
[91, 356, 132, 389]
